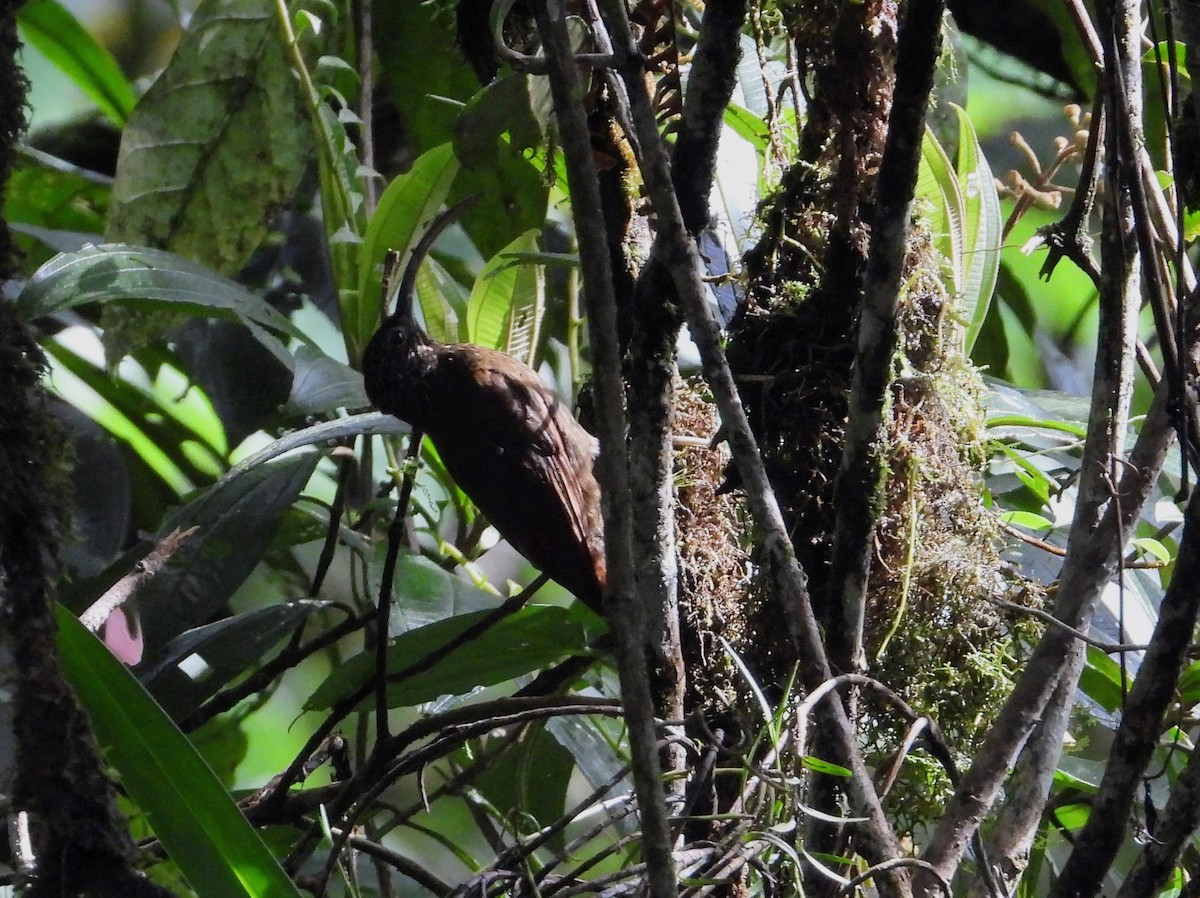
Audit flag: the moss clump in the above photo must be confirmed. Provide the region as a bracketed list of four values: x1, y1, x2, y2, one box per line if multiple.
[720, 170, 1036, 826]
[673, 378, 751, 716]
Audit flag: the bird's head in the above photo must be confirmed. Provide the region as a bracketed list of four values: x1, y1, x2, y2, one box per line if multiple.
[362, 194, 480, 420]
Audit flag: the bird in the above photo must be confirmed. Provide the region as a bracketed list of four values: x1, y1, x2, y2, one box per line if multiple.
[361, 198, 607, 615]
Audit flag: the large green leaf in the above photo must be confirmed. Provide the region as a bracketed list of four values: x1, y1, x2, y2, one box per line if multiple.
[466, 229, 543, 363]
[17, 243, 307, 359]
[56, 606, 304, 898]
[453, 74, 548, 170]
[353, 143, 459, 354]
[376, 0, 479, 152]
[449, 76, 551, 260]
[106, 0, 309, 276]
[18, 0, 137, 126]
[132, 453, 320, 657]
[306, 604, 594, 709]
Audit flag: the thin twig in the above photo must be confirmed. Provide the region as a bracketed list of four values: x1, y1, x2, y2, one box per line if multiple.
[987, 598, 1149, 653]
[375, 432, 423, 741]
[79, 527, 197, 631]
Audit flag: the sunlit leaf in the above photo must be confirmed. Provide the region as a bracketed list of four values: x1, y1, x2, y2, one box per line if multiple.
[952, 104, 1002, 354]
[1001, 510, 1056, 531]
[6, 148, 109, 271]
[18, 0, 137, 126]
[355, 143, 459, 353]
[466, 229, 543, 363]
[917, 125, 964, 296]
[56, 606, 304, 898]
[1080, 645, 1127, 713]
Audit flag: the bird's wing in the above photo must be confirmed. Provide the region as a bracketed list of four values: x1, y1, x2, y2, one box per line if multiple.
[478, 353, 604, 573]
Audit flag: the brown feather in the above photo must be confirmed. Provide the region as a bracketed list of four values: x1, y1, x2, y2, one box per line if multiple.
[363, 333, 606, 613]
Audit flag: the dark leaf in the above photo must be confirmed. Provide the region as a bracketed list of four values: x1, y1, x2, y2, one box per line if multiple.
[132, 453, 320, 659]
[141, 601, 328, 719]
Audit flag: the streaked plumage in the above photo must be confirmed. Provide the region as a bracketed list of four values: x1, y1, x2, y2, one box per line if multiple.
[361, 204, 606, 613]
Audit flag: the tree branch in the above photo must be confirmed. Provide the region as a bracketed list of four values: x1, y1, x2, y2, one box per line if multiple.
[595, 0, 909, 892]
[825, 0, 946, 675]
[534, 4, 679, 896]
[917, 0, 1148, 884]
[1052, 488, 1200, 895]
[1115, 724, 1200, 898]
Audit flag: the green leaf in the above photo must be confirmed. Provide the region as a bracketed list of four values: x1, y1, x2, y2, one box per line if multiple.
[453, 74, 548, 169]
[18, 0, 137, 126]
[106, 0, 309, 275]
[306, 604, 593, 709]
[1051, 802, 1092, 832]
[284, 344, 369, 415]
[413, 255, 466, 348]
[470, 725, 574, 847]
[141, 601, 327, 719]
[6, 148, 110, 271]
[133, 453, 320, 658]
[376, 0, 480, 152]
[1052, 766, 1099, 794]
[917, 124, 965, 298]
[801, 756, 853, 777]
[56, 606, 304, 898]
[16, 243, 308, 362]
[1079, 645, 1126, 713]
[387, 555, 507, 631]
[222, 412, 409, 482]
[1000, 510, 1055, 531]
[355, 143, 460, 353]
[723, 103, 770, 152]
[1176, 659, 1200, 706]
[44, 338, 227, 495]
[1131, 537, 1171, 564]
[951, 104, 1002, 354]
[452, 147, 548, 261]
[466, 229, 543, 363]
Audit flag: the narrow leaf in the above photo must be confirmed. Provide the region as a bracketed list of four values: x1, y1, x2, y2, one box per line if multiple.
[56, 606, 304, 898]
[16, 243, 308, 362]
[916, 126, 965, 296]
[141, 602, 327, 719]
[18, 0, 137, 126]
[952, 104, 1002, 353]
[354, 143, 459, 354]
